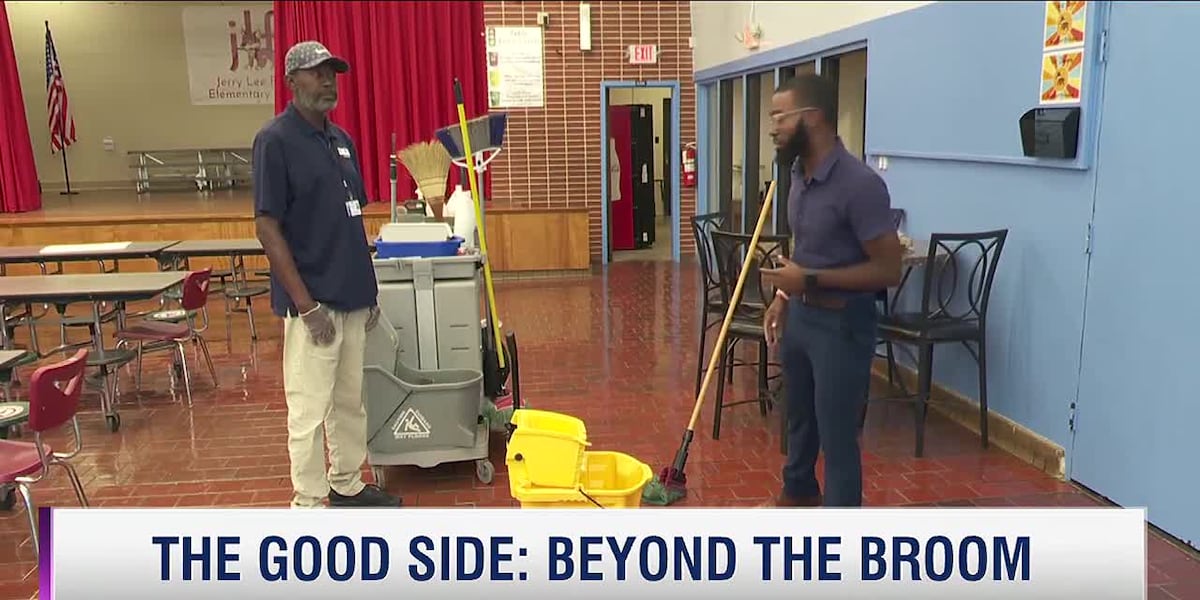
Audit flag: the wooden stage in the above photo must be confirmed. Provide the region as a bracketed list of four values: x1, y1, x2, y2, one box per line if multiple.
[0, 190, 591, 275]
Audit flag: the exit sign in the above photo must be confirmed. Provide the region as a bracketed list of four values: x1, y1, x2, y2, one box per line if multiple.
[629, 44, 657, 65]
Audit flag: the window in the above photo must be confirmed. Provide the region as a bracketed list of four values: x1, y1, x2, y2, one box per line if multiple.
[729, 77, 744, 231]
[700, 48, 868, 243]
[772, 61, 816, 237]
[821, 49, 868, 161]
[717, 78, 735, 226]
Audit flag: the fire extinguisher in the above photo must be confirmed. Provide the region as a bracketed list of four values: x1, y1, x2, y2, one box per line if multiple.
[682, 142, 697, 187]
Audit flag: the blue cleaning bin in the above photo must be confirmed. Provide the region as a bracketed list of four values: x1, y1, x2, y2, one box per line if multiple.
[375, 236, 464, 259]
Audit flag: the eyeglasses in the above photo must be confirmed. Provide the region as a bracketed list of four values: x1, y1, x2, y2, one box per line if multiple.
[769, 106, 818, 124]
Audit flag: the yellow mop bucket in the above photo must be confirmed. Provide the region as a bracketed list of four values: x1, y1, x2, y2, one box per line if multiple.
[510, 450, 653, 509]
[505, 409, 590, 489]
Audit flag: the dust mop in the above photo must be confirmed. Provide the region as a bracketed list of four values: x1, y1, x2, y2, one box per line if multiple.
[642, 179, 780, 506]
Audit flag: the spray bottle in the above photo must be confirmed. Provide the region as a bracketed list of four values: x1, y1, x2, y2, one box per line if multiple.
[448, 166, 477, 249]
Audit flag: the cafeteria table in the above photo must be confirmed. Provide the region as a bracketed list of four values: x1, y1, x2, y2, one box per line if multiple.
[155, 238, 264, 269]
[0, 271, 190, 431]
[0, 240, 180, 274]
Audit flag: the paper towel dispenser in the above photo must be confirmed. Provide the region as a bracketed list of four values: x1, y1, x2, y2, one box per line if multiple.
[1019, 106, 1081, 159]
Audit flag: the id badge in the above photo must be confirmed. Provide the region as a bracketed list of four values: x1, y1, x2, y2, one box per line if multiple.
[345, 200, 362, 217]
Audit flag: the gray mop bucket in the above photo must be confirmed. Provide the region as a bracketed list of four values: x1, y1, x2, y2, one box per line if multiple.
[364, 362, 484, 457]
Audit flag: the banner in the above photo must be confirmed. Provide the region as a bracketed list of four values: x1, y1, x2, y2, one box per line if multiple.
[39, 507, 1146, 599]
[181, 5, 275, 106]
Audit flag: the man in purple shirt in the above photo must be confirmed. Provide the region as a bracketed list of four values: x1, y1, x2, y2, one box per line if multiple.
[760, 74, 903, 507]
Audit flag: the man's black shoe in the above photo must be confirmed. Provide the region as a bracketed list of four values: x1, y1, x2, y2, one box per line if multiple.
[329, 484, 403, 507]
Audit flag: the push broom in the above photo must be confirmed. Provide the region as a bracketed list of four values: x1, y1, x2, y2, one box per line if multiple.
[642, 179, 779, 506]
[449, 78, 506, 373]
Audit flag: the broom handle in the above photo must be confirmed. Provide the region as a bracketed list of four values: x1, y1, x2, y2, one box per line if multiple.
[389, 133, 397, 223]
[686, 179, 777, 431]
[454, 78, 506, 370]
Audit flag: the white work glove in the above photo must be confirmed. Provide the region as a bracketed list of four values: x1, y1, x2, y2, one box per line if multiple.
[301, 303, 336, 347]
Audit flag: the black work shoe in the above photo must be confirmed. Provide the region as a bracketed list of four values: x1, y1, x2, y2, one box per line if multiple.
[328, 484, 403, 508]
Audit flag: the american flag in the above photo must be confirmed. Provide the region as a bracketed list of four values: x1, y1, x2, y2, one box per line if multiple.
[45, 22, 76, 153]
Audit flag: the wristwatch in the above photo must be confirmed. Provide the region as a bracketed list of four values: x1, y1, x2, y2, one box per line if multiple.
[804, 272, 819, 291]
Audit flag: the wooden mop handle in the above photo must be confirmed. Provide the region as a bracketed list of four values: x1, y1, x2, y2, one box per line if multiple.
[686, 179, 778, 431]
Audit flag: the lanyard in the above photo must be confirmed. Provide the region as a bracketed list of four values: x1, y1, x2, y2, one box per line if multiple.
[319, 132, 356, 204]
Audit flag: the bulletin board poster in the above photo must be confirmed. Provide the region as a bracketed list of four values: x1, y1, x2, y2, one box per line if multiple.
[1038, 1, 1086, 105]
[181, 5, 275, 106]
[1040, 49, 1085, 105]
[485, 26, 545, 108]
[1043, 1, 1087, 51]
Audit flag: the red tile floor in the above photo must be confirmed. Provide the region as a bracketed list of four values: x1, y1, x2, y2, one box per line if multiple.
[1, 260, 1197, 598]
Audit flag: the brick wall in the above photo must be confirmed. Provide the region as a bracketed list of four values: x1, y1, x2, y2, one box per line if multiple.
[482, 1, 696, 261]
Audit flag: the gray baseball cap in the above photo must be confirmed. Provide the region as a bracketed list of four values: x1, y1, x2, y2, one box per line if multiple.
[284, 41, 350, 75]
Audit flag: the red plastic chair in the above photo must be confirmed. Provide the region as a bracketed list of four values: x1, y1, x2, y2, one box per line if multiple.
[0, 348, 90, 557]
[114, 269, 217, 407]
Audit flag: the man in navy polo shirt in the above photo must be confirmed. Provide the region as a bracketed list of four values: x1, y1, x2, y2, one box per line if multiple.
[760, 74, 903, 508]
[253, 41, 400, 508]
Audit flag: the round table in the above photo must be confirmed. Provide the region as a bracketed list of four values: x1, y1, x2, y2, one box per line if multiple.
[0, 401, 29, 439]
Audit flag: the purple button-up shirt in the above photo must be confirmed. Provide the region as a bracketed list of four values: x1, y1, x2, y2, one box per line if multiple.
[788, 138, 894, 299]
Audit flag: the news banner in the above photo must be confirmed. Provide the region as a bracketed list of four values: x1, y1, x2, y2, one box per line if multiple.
[39, 507, 1147, 599]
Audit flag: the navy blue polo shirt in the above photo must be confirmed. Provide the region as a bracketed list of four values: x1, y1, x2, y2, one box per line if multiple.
[252, 102, 378, 317]
[788, 138, 894, 300]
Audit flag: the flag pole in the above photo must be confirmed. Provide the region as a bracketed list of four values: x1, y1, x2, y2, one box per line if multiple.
[46, 20, 77, 195]
[58, 111, 76, 196]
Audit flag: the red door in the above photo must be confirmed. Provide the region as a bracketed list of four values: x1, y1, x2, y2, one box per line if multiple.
[608, 105, 635, 251]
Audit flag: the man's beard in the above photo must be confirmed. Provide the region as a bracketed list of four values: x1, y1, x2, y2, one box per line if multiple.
[774, 126, 810, 170]
[295, 88, 338, 113]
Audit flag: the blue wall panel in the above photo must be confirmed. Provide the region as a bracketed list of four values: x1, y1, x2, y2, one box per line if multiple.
[867, 0, 1107, 450]
[866, 2, 1101, 168]
[880, 159, 1094, 450]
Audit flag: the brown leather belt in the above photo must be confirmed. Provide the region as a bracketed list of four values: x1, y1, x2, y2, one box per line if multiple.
[799, 292, 847, 310]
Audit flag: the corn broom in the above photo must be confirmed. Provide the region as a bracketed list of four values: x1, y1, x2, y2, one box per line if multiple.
[397, 141, 451, 219]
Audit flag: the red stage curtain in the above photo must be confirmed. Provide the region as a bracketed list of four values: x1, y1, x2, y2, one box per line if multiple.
[273, 1, 490, 204]
[0, 3, 42, 213]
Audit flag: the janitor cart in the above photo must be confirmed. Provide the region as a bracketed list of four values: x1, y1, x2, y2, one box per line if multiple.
[362, 108, 519, 487]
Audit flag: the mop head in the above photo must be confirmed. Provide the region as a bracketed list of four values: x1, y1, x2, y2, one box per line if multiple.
[398, 141, 451, 202]
[641, 466, 687, 506]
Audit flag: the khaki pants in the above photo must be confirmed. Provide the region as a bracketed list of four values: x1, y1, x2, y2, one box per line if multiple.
[282, 307, 370, 508]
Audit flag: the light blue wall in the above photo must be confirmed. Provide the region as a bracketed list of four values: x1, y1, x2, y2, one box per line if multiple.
[695, 1, 1110, 450]
[864, 2, 1106, 451]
